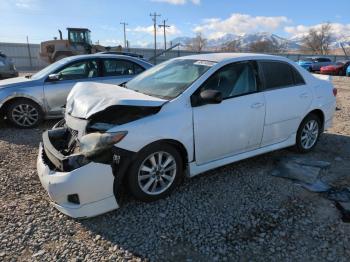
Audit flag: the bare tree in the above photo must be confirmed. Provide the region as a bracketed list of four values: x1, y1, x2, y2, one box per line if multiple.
[301, 23, 333, 55]
[248, 40, 286, 53]
[221, 40, 241, 52]
[186, 33, 207, 52]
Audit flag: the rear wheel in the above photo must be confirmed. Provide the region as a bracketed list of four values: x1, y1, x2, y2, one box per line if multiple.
[6, 99, 43, 128]
[295, 114, 321, 153]
[128, 143, 183, 202]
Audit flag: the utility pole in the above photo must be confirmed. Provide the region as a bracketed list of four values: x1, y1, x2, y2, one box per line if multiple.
[26, 36, 33, 69]
[120, 22, 128, 49]
[150, 12, 161, 63]
[158, 19, 170, 50]
[340, 42, 349, 59]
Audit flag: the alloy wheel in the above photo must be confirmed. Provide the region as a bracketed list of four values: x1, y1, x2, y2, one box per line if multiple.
[11, 104, 39, 127]
[138, 151, 177, 195]
[300, 119, 319, 150]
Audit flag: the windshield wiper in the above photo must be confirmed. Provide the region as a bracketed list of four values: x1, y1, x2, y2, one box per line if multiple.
[25, 75, 32, 79]
[120, 82, 128, 88]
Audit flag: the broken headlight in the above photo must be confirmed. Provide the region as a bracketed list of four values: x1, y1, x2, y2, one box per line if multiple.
[79, 131, 127, 157]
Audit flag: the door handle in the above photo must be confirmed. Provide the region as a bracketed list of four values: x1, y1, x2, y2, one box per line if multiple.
[299, 92, 309, 98]
[251, 102, 264, 109]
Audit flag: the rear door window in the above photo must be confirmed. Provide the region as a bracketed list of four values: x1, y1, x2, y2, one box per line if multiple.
[102, 59, 145, 77]
[259, 61, 304, 90]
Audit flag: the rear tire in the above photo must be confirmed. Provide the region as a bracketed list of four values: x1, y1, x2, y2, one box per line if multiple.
[128, 143, 183, 202]
[6, 99, 43, 128]
[294, 114, 321, 153]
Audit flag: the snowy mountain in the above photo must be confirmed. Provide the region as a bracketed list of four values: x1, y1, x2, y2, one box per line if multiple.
[170, 32, 350, 51]
[171, 32, 301, 50]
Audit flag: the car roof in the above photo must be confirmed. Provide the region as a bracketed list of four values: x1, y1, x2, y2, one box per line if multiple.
[177, 52, 286, 63]
[62, 54, 153, 66]
[64, 54, 139, 60]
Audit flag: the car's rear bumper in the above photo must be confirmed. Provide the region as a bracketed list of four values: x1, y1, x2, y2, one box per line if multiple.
[37, 142, 119, 218]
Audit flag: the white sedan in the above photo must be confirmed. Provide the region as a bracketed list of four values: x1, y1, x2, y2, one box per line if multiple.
[37, 53, 336, 218]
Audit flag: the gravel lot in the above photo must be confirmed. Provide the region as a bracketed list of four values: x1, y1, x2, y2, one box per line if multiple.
[1, 76, 350, 261]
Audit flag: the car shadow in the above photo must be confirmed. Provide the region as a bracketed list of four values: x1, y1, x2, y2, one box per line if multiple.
[0, 119, 57, 148]
[77, 132, 350, 261]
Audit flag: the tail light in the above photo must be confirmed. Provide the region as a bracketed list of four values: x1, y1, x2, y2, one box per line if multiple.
[333, 88, 337, 97]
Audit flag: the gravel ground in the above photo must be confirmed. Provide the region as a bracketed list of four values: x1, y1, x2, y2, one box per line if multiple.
[1, 76, 350, 261]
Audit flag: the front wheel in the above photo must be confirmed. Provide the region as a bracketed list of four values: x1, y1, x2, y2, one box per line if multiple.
[295, 114, 321, 153]
[6, 99, 43, 128]
[128, 143, 183, 202]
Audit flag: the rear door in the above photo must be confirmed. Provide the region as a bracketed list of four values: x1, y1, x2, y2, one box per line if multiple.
[99, 58, 145, 85]
[43, 59, 99, 115]
[258, 60, 312, 146]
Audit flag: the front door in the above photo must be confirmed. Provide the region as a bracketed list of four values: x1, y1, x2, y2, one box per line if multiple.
[192, 61, 266, 165]
[43, 59, 99, 115]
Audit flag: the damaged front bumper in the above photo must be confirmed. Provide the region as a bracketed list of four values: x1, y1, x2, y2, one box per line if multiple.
[37, 129, 119, 218]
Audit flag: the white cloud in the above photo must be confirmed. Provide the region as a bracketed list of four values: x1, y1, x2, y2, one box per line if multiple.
[134, 41, 150, 48]
[193, 13, 290, 39]
[285, 23, 350, 39]
[151, 0, 200, 5]
[100, 39, 123, 46]
[14, 0, 37, 9]
[132, 25, 181, 36]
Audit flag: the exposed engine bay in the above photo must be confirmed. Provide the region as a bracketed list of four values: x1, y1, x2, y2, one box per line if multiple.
[43, 105, 161, 172]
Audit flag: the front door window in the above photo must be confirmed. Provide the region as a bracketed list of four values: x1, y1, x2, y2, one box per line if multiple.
[56, 60, 98, 81]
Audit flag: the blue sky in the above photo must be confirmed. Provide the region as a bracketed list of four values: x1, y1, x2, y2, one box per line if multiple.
[0, 0, 349, 46]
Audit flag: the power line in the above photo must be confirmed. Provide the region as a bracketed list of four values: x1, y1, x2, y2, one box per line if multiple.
[120, 22, 128, 48]
[158, 19, 170, 50]
[150, 12, 161, 63]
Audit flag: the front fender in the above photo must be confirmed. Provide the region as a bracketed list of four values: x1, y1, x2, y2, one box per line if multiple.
[0, 92, 46, 113]
[108, 101, 194, 162]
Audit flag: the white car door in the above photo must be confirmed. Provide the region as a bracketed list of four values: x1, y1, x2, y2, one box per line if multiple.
[192, 61, 266, 165]
[98, 58, 145, 85]
[43, 59, 99, 115]
[258, 61, 313, 146]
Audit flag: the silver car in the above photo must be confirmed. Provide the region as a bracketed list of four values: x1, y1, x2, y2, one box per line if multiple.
[0, 54, 153, 128]
[0, 51, 18, 79]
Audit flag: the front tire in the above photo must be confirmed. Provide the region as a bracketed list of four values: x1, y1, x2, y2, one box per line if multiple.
[128, 143, 183, 202]
[295, 114, 321, 153]
[6, 99, 43, 128]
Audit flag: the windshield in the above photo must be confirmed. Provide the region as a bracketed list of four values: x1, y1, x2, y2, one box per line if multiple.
[31, 59, 67, 80]
[126, 59, 215, 99]
[69, 30, 92, 45]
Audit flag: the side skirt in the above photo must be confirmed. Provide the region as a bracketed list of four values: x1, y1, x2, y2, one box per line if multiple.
[188, 134, 296, 177]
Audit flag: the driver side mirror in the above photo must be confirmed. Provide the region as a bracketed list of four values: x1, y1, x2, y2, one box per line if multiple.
[48, 73, 61, 81]
[191, 89, 223, 107]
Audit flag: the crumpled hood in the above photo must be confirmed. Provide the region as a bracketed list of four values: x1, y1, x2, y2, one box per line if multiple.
[66, 82, 167, 119]
[0, 76, 40, 90]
